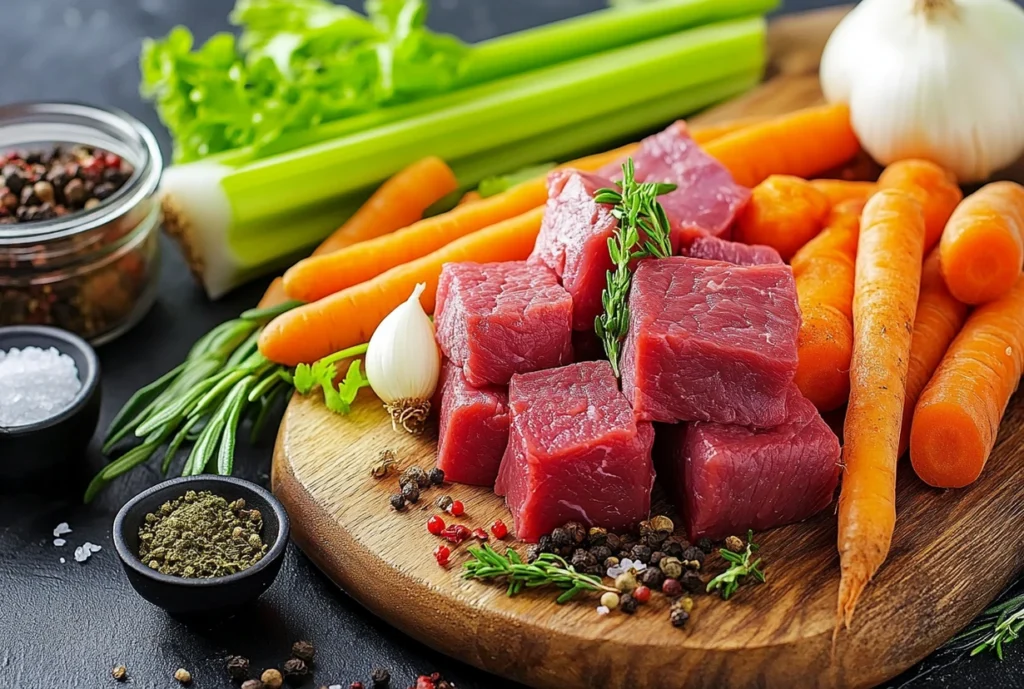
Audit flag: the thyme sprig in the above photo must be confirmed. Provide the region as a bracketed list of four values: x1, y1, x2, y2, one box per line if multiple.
[593, 158, 676, 376]
[706, 530, 766, 600]
[954, 592, 1024, 659]
[463, 543, 618, 604]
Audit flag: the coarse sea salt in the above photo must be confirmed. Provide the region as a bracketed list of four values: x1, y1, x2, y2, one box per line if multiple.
[53, 522, 72, 538]
[0, 347, 81, 427]
[73, 542, 102, 563]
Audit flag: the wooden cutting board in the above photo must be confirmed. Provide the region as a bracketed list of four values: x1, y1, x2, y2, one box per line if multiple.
[272, 7, 1024, 689]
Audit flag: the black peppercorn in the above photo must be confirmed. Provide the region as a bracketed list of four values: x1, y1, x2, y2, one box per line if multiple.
[290, 640, 315, 663]
[563, 521, 587, 545]
[681, 570, 704, 593]
[428, 467, 445, 485]
[630, 544, 652, 564]
[399, 466, 429, 489]
[226, 655, 251, 681]
[682, 546, 706, 566]
[589, 545, 612, 563]
[639, 566, 665, 589]
[401, 482, 421, 504]
[587, 526, 608, 546]
[697, 537, 713, 552]
[389, 494, 406, 511]
[619, 593, 639, 614]
[670, 607, 690, 628]
[605, 532, 622, 552]
[537, 534, 554, 553]
[644, 531, 668, 548]
[370, 667, 391, 688]
[282, 658, 308, 684]
[549, 527, 570, 548]
[526, 544, 543, 563]
[583, 564, 604, 577]
[649, 551, 664, 567]
[571, 548, 596, 569]
[662, 539, 684, 558]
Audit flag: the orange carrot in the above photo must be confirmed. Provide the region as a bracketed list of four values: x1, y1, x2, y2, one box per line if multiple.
[897, 251, 968, 456]
[939, 181, 1024, 305]
[837, 189, 926, 630]
[810, 179, 877, 206]
[735, 175, 832, 261]
[690, 115, 769, 144]
[877, 159, 962, 253]
[791, 199, 864, 411]
[702, 104, 861, 188]
[314, 156, 458, 258]
[260, 208, 544, 366]
[258, 278, 290, 309]
[458, 190, 481, 206]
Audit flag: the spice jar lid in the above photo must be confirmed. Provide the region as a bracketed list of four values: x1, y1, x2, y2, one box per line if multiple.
[0, 102, 162, 245]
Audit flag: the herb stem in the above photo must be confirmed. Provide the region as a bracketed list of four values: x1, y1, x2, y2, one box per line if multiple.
[463, 544, 618, 604]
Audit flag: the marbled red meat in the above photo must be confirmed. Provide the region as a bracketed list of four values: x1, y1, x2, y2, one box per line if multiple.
[600, 121, 750, 246]
[687, 235, 783, 266]
[435, 261, 573, 386]
[664, 386, 841, 540]
[529, 169, 618, 331]
[621, 257, 800, 427]
[494, 361, 655, 542]
[436, 361, 509, 487]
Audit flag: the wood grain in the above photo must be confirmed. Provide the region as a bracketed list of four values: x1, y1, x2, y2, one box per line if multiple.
[273, 7, 1024, 688]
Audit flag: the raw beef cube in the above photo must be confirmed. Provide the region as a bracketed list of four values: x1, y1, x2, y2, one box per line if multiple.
[436, 261, 573, 386]
[600, 121, 750, 246]
[665, 386, 841, 540]
[621, 257, 800, 427]
[529, 169, 618, 331]
[436, 361, 510, 487]
[687, 235, 783, 266]
[495, 361, 655, 542]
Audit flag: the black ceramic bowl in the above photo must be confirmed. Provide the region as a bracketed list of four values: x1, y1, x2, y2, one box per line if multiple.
[0, 325, 101, 487]
[113, 475, 290, 616]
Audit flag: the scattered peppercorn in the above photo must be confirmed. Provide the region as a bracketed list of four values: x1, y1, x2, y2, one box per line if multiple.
[563, 521, 587, 545]
[662, 539, 684, 558]
[370, 667, 391, 688]
[526, 544, 542, 563]
[698, 538, 713, 552]
[659, 556, 684, 579]
[401, 482, 421, 504]
[111, 665, 128, 682]
[681, 570, 704, 593]
[587, 526, 608, 546]
[427, 515, 446, 535]
[435, 494, 453, 511]
[571, 548, 596, 569]
[227, 655, 251, 680]
[676, 596, 694, 613]
[434, 544, 451, 567]
[262, 668, 284, 689]
[600, 591, 620, 609]
[724, 535, 745, 553]
[615, 570, 638, 593]
[282, 658, 309, 683]
[370, 450, 398, 478]
[682, 546, 706, 567]
[605, 532, 622, 552]
[670, 607, 690, 628]
[241, 680, 264, 689]
[399, 466, 429, 489]
[389, 494, 407, 511]
[428, 467, 445, 485]
[472, 527, 489, 541]
[440, 524, 471, 544]
[630, 544, 652, 564]
[603, 556, 620, 571]
[639, 566, 664, 590]
[537, 534, 554, 552]
[447, 500, 464, 516]
[662, 578, 683, 597]
[648, 550, 665, 567]
[174, 668, 193, 684]
[633, 585, 652, 604]
[619, 593, 639, 614]
[291, 640, 315, 664]
[650, 515, 674, 534]
[490, 519, 508, 539]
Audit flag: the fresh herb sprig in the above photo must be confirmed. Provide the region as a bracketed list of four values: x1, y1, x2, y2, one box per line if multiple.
[593, 159, 676, 376]
[706, 530, 766, 600]
[954, 592, 1024, 659]
[463, 544, 618, 604]
[292, 344, 371, 414]
[87, 300, 301, 502]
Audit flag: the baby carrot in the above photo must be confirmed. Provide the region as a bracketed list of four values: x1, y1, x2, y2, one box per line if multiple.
[260, 208, 545, 366]
[257, 277, 289, 309]
[898, 250, 969, 456]
[939, 181, 1024, 305]
[837, 189, 926, 630]
[810, 179, 877, 206]
[791, 199, 863, 411]
[458, 190, 481, 206]
[877, 159, 962, 252]
[702, 103, 861, 188]
[735, 175, 832, 261]
[910, 275, 1024, 488]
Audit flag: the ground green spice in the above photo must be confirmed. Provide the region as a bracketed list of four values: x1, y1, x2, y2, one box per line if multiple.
[137, 490, 267, 578]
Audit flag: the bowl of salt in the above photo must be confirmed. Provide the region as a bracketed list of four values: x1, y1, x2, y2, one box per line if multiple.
[0, 325, 101, 486]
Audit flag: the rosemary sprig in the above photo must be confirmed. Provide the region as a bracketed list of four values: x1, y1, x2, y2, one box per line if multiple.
[86, 301, 302, 502]
[706, 530, 766, 600]
[463, 543, 618, 604]
[954, 592, 1024, 659]
[593, 158, 676, 376]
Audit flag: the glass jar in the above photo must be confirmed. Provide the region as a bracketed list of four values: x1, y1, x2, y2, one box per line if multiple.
[0, 103, 163, 345]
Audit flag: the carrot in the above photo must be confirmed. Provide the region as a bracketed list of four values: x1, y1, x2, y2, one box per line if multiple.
[690, 115, 769, 144]
[257, 277, 290, 309]
[313, 156, 458, 257]
[260, 208, 545, 366]
[810, 179, 877, 206]
[837, 189, 926, 630]
[897, 251, 969, 456]
[735, 175, 832, 261]
[702, 104, 861, 188]
[877, 159, 962, 252]
[909, 276, 1024, 488]
[939, 181, 1024, 305]
[458, 190, 481, 206]
[790, 199, 864, 411]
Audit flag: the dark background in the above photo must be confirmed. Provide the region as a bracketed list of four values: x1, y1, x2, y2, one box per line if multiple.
[1, 1, 1021, 687]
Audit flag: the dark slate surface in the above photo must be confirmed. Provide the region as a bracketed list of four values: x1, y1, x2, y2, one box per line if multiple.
[1, 1, 1021, 687]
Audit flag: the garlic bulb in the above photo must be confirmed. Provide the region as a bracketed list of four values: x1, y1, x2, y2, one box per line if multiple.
[820, 0, 1024, 183]
[365, 283, 441, 433]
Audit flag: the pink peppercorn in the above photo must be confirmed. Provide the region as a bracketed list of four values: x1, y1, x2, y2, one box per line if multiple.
[427, 515, 445, 535]
[490, 519, 508, 539]
[633, 585, 652, 604]
[448, 500, 464, 516]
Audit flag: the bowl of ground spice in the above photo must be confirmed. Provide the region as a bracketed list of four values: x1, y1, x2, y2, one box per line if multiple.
[113, 475, 290, 615]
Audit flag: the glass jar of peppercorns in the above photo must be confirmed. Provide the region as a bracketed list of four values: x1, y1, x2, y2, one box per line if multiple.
[0, 102, 163, 344]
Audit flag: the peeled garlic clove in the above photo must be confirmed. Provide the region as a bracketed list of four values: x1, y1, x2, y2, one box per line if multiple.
[365, 283, 441, 433]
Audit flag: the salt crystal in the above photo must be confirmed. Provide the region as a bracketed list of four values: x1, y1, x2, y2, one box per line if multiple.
[329, 685, 342, 689]
[53, 522, 72, 537]
[0, 347, 81, 427]
[53, 538, 66, 547]
[59, 557, 66, 564]
[596, 605, 610, 616]
[73, 542, 101, 563]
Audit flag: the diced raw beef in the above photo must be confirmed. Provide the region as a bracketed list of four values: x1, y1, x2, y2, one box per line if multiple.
[495, 361, 655, 542]
[687, 235, 783, 266]
[435, 261, 573, 386]
[664, 386, 841, 541]
[436, 361, 510, 487]
[600, 122, 750, 246]
[621, 257, 800, 427]
[529, 169, 618, 331]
